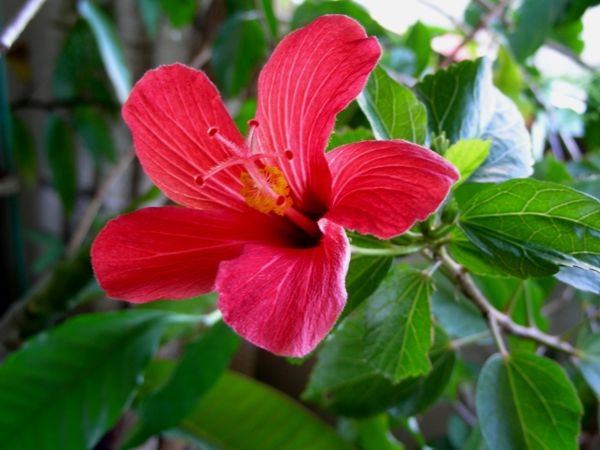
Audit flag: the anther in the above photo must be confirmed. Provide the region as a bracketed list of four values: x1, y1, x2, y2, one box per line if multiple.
[194, 175, 205, 186]
[284, 150, 294, 160]
[207, 126, 219, 137]
[248, 119, 259, 128]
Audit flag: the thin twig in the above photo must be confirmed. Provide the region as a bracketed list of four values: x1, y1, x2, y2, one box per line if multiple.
[0, 0, 49, 56]
[546, 40, 597, 73]
[0, 175, 19, 196]
[66, 150, 135, 258]
[440, 0, 511, 67]
[418, 0, 470, 34]
[438, 248, 580, 356]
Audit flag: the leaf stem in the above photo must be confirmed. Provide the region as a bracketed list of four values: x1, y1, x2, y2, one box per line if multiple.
[489, 315, 508, 357]
[437, 247, 580, 357]
[350, 244, 422, 257]
[450, 330, 491, 349]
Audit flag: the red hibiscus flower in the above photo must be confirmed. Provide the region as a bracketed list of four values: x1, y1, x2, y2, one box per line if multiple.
[91, 15, 458, 357]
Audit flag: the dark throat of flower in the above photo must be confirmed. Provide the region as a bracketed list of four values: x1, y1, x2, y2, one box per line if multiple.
[197, 120, 321, 238]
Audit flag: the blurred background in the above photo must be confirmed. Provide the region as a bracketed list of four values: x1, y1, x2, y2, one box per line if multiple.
[1, 0, 600, 448]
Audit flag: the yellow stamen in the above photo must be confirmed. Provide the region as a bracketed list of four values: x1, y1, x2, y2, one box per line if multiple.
[240, 166, 293, 215]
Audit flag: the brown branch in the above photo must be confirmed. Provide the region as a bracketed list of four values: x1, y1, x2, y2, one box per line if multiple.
[438, 248, 580, 356]
[66, 150, 135, 258]
[440, 0, 512, 68]
[0, 0, 49, 56]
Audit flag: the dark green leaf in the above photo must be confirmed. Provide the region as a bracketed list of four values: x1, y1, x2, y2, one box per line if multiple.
[79, 0, 132, 103]
[212, 13, 266, 98]
[405, 21, 431, 76]
[72, 107, 117, 164]
[444, 139, 490, 186]
[11, 114, 37, 185]
[476, 352, 582, 450]
[45, 115, 77, 216]
[358, 66, 427, 144]
[52, 21, 114, 102]
[459, 179, 600, 292]
[575, 332, 600, 397]
[177, 371, 353, 450]
[290, 0, 386, 36]
[507, 0, 569, 62]
[416, 58, 533, 182]
[303, 314, 454, 418]
[341, 254, 393, 320]
[364, 268, 433, 383]
[0, 310, 172, 450]
[124, 321, 240, 448]
[328, 127, 374, 151]
[159, 0, 197, 28]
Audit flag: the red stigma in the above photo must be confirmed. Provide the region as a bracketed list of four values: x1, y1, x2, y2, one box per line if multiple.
[284, 150, 293, 160]
[248, 119, 259, 128]
[194, 175, 204, 186]
[207, 126, 219, 137]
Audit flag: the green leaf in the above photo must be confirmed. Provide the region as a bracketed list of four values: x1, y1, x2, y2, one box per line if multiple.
[137, 0, 161, 38]
[159, 0, 197, 28]
[431, 271, 488, 339]
[52, 21, 114, 102]
[290, 0, 386, 36]
[449, 228, 512, 278]
[476, 352, 582, 450]
[327, 126, 374, 151]
[45, 115, 77, 216]
[404, 21, 431, 77]
[364, 268, 433, 383]
[575, 332, 600, 397]
[124, 321, 240, 448]
[78, 0, 132, 104]
[339, 415, 405, 450]
[341, 254, 393, 320]
[72, 107, 117, 164]
[11, 114, 37, 185]
[507, 0, 569, 62]
[303, 314, 454, 418]
[212, 12, 266, 98]
[177, 371, 353, 450]
[25, 231, 65, 274]
[444, 139, 491, 186]
[259, 0, 278, 40]
[493, 47, 524, 102]
[0, 310, 172, 450]
[459, 179, 600, 292]
[358, 66, 427, 144]
[416, 58, 533, 182]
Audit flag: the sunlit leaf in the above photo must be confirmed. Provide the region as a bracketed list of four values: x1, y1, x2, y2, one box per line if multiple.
[358, 66, 427, 144]
[459, 179, 600, 292]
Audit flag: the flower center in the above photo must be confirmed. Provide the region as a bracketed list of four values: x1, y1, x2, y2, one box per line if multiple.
[240, 165, 293, 216]
[198, 119, 321, 237]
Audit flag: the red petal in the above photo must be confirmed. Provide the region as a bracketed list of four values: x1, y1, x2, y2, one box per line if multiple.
[123, 64, 247, 211]
[216, 219, 350, 357]
[91, 206, 288, 302]
[255, 15, 381, 214]
[326, 140, 459, 239]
